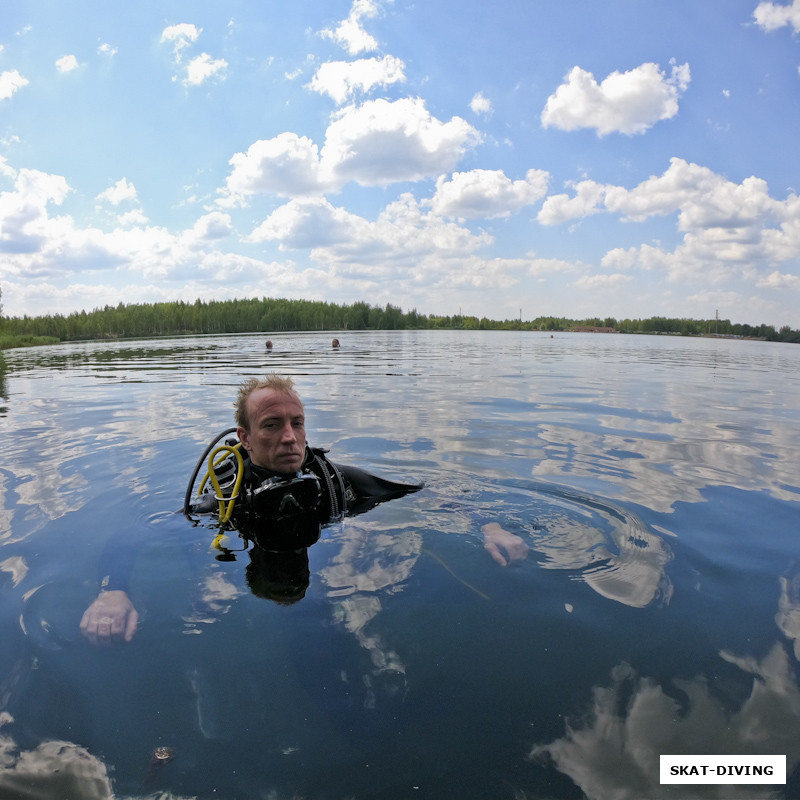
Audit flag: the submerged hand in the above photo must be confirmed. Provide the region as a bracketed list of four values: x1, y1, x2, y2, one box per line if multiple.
[482, 523, 529, 566]
[80, 590, 139, 646]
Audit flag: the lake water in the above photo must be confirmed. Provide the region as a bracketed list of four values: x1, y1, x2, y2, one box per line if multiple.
[1, 329, 799, 800]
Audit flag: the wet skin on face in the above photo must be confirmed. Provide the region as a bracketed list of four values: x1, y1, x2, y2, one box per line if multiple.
[237, 388, 306, 473]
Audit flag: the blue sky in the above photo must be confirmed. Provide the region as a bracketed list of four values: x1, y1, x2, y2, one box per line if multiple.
[1, 0, 800, 326]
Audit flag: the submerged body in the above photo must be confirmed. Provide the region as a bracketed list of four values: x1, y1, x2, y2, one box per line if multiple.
[191, 437, 423, 551]
[81, 376, 423, 642]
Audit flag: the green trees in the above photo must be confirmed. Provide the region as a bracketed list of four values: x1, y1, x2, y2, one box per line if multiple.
[0, 297, 428, 342]
[778, 325, 800, 343]
[611, 316, 780, 339]
[0, 295, 797, 344]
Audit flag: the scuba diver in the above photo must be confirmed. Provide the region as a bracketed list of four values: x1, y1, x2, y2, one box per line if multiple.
[80, 374, 423, 645]
[187, 374, 423, 550]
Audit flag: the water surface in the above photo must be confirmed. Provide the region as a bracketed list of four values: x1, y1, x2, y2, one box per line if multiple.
[1, 330, 799, 799]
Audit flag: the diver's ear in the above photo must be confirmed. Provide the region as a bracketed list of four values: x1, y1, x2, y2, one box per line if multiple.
[237, 426, 251, 452]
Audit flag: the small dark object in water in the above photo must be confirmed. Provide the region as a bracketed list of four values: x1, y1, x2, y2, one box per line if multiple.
[146, 746, 176, 782]
[265, 340, 273, 350]
[331, 338, 340, 348]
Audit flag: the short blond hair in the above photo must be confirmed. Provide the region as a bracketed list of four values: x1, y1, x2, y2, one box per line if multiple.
[235, 374, 299, 430]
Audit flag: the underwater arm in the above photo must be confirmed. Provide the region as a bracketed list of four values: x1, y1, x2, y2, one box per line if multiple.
[80, 589, 139, 646]
[482, 522, 529, 566]
[80, 527, 140, 646]
[331, 465, 528, 567]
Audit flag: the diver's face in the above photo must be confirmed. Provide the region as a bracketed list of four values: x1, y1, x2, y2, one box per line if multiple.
[238, 388, 306, 473]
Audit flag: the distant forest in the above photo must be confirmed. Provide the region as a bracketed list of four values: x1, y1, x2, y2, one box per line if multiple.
[2, 296, 800, 345]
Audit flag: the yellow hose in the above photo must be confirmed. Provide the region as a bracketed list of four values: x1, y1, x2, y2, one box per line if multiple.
[198, 444, 244, 529]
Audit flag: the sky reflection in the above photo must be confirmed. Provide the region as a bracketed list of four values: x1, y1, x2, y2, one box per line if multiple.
[532, 572, 800, 800]
[1, 331, 799, 797]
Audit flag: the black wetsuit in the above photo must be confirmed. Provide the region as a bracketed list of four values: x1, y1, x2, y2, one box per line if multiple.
[96, 443, 421, 594]
[219, 445, 422, 551]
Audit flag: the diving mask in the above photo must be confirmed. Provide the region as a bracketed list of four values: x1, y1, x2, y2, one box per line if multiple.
[250, 472, 322, 520]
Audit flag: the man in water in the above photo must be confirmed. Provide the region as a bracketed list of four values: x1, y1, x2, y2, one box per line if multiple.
[237, 374, 306, 474]
[81, 375, 526, 645]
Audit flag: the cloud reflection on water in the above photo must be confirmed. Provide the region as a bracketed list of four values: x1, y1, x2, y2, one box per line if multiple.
[776, 573, 800, 663]
[534, 507, 672, 608]
[321, 519, 423, 683]
[3, 332, 799, 533]
[530, 409, 799, 511]
[2, 331, 794, 622]
[530, 573, 800, 800]
[530, 641, 800, 800]
[0, 712, 115, 800]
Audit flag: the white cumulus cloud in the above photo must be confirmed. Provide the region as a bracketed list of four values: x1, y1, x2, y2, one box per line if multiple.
[469, 92, 493, 116]
[218, 98, 480, 203]
[0, 167, 71, 255]
[538, 180, 609, 225]
[573, 273, 634, 289]
[431, 168, 549, 219]
[218, 133, 325, 205]
[320, 97, 481, 186]
[55, 54, 79, 73]
[541, 61, 691, 136]
[251, 193, 491, 261]
[160, 23, 201, 62]
[753, 0, 800, 32]
[321, 0, 380, 55]
[0, 70, 29, 101]
[248, 192, 524, 302]
[604, 158, 783, 231]
[184, 53, 228, 86]
[188, 211, 234, 242]
[159, 24, 227, 86]
[96, 178, 138, 206]
[539, 158, 787, 231]
[756, 270, 800, 289]
[116, 209, 149, 227]
[0, 156, 16, 179]
[250, 197, 362, 249]
[308, 55, 406, 104]
[539, 157, 800, 293]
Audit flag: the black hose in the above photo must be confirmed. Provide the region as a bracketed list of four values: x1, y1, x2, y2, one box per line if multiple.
[330, 460, 348, 518]
[312, 452, 338, 519]
[183, 427, 238, 518]
[312, 452, 347, 520]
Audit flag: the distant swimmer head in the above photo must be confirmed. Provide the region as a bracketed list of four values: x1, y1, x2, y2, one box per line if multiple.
[265, 340, 273, 349]
[331, 338, 340, 348]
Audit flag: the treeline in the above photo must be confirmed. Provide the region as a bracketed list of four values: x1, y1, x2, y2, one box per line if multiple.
[1, 298, 425, 340]
[0, 334, 59, 349]
[579, 316, 794, 340]
[428, 313, 791, 339]
[1, 297, 799, 344]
